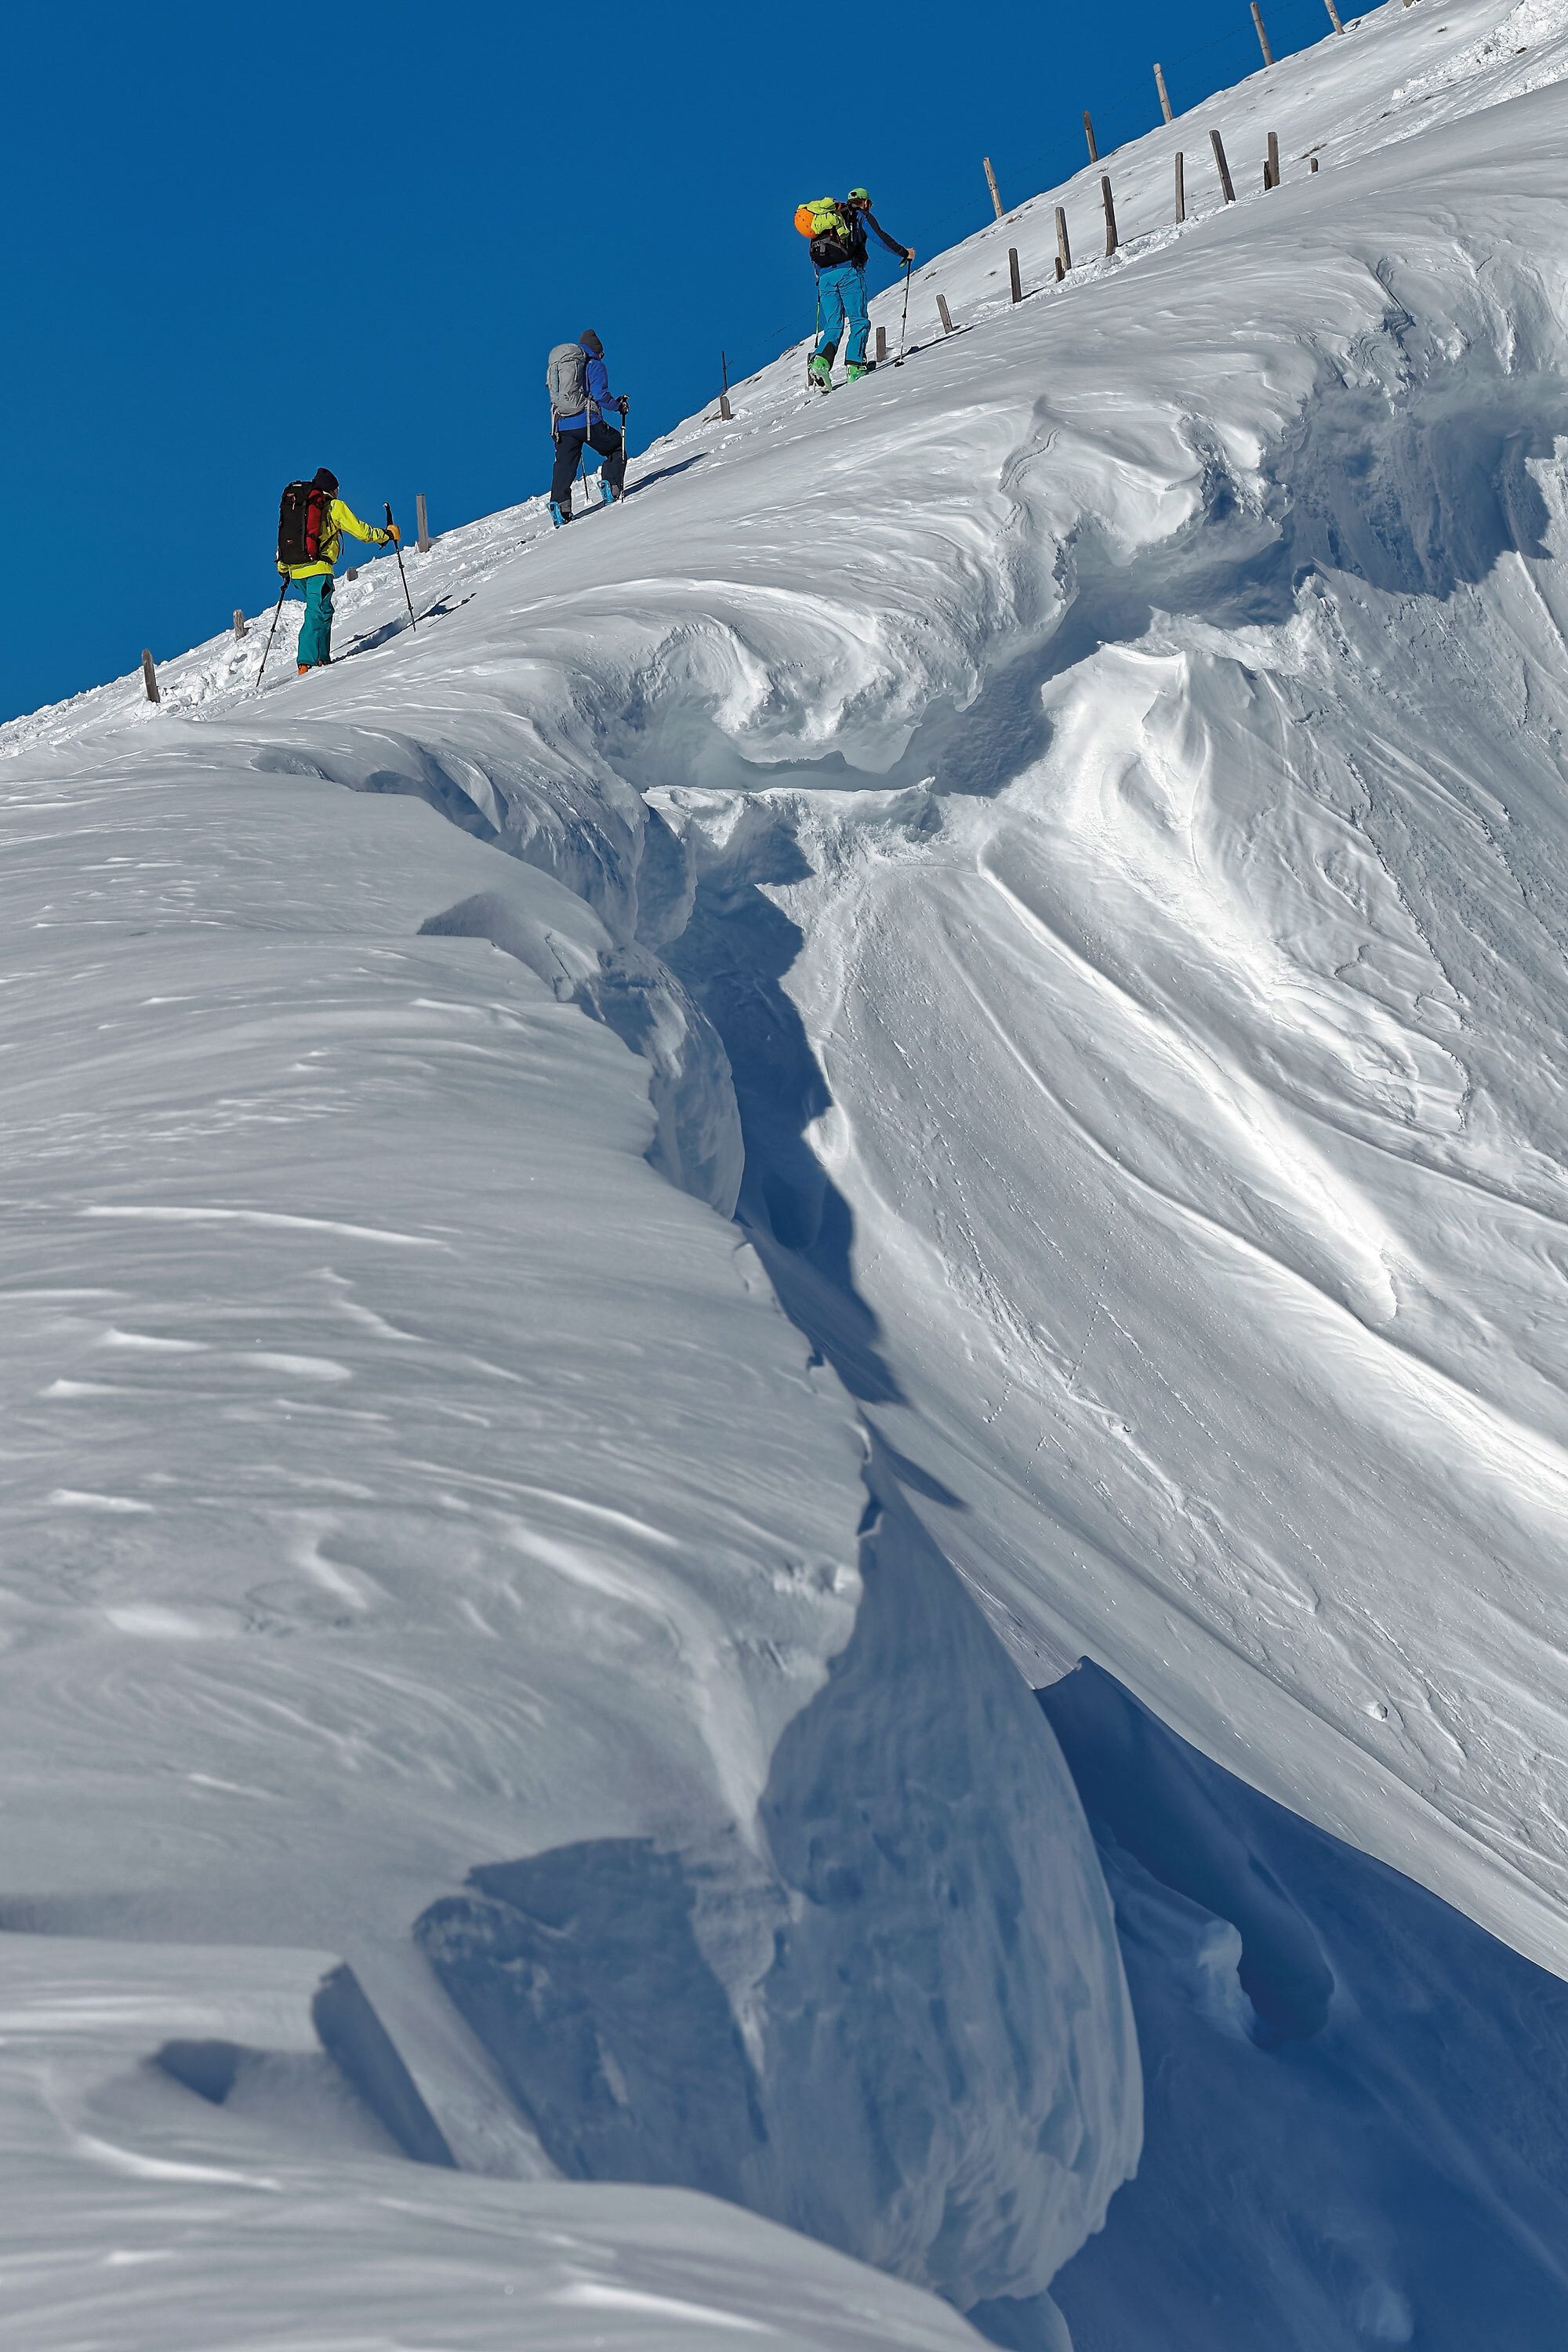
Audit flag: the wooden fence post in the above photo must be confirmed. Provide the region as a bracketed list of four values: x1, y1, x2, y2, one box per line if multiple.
[1007, 248, 1023, 303]
[1102, 175, 1119, 256]
[233, 608, 247, 641]
[1174, 151, 1185, 222]
[876, 323, 889, 360]
[1267, 130, 1280, 186]
[937, 293, 955, 333]
[1083, 111, 1098, 163]
[720, 348, 732, 420]
[1323, 0, 1343, 27]
[416, 493, 431, 554]
[1210, 127, 1236, 201]
[983, 156, 1004, 219]
[141, 650, 159, 705]
[1251, 2, 1274, 64]
[1154, 63, 1174, 123]
[1310, 154, 1319, 172]
[1054, 205, 1072, 276]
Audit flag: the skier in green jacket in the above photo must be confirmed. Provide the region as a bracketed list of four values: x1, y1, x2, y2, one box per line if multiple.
[278, 468, 399, 671]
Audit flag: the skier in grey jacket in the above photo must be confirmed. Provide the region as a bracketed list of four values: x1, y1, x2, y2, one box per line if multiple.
[548, 330, 627, 524]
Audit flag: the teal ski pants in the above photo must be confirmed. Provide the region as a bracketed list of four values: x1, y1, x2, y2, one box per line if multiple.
[298, 574, 335, 667]
[814, 264, 870, 366]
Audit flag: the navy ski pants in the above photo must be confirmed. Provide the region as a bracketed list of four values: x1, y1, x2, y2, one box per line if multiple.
[551, 419, 626, 506]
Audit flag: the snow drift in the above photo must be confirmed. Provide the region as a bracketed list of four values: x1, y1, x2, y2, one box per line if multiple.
[1045, 1663, 1568, 2350]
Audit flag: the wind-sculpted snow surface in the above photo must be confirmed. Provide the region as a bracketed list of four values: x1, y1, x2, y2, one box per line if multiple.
[0, 738, 1138, 2309]
[0, 405, 1137, 2336]
[6, 0, 1568, 2340]
[638, 10, 1568, 1980]
[0, 1937, 999, 2352]
[417, 1450, 1136, 2310]
[1044, 1664, 1568, 2350]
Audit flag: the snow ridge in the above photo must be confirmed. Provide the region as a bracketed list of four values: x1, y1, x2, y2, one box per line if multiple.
[415, 1446, 1138, 2312]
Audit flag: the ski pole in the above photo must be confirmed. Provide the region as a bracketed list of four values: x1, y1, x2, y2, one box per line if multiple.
[385, 503, 416, 630]
[898, 257, 912, 361]
[256, 576, 290, 681]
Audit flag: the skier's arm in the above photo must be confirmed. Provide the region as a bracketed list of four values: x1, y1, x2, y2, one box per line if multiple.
[863, 208, 913, 260]
[330, 498, 390, 546]
[586, 354, 625, 415]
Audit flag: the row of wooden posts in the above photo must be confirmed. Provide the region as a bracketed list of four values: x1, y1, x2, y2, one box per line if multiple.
[898, 2, 1343, 358]
[982, 0, 1342, 226]
[141, 495, 434, 701]
[708, 0, 1346, 407]
[720, 83, 1299, 416]
[147, 0, 1357, 702]
[975, 111, 1310, 324]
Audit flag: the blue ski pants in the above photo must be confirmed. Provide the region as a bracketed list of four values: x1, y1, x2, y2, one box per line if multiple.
[298, 573, 335, 666]
[815, 264, 870, 366]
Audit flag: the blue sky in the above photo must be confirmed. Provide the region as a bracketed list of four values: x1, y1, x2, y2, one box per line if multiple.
[2, 0, 1341, 724]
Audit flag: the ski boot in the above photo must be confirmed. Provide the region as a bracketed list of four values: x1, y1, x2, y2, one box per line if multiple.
[598, 475, 620, 506]
[550, 501, 572, 529]
[808, 350, 834, 393]
[845, 359, 876, 383]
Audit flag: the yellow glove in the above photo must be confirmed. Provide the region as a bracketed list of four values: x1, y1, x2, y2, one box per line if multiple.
[384, 523, 401, 546]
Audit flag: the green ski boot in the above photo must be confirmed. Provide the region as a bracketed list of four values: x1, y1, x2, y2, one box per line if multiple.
[808, 350, 834, 393]
[845, 359, 877, 383]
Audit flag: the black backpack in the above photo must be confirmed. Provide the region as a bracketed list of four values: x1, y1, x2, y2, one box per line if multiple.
[277, 480, 330, 568]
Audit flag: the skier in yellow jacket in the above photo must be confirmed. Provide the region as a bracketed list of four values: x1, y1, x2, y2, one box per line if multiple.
[279, 468, 400, 672]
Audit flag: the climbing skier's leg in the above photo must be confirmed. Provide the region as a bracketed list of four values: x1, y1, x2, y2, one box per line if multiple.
[586, 418, 626, 496]
[550, 430, 586, 510]
[841, 265, 871, 367]
[814, 266, 851, 359]
[298, 574, 335, 667]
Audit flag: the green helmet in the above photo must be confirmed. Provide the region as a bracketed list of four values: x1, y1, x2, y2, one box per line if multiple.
[847, 187, 871, 204]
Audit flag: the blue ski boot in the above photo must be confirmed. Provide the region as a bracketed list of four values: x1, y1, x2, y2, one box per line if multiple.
[598, 476, 619, 507]
[550, 501, 572, 529]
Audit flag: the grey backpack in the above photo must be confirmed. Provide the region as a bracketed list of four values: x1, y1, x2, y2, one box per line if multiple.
[546, 342, 590, 423]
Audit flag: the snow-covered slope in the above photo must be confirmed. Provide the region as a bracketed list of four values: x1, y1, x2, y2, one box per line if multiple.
[1042, 1664, 1568, 2350]
[0, 1935, 996, 2352]
[0, 719, 1136, 2327]
[5, 0, 1568, 2339]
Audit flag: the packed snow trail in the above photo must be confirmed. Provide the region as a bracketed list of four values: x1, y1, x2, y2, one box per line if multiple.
[5, 0, 1568, 2342]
